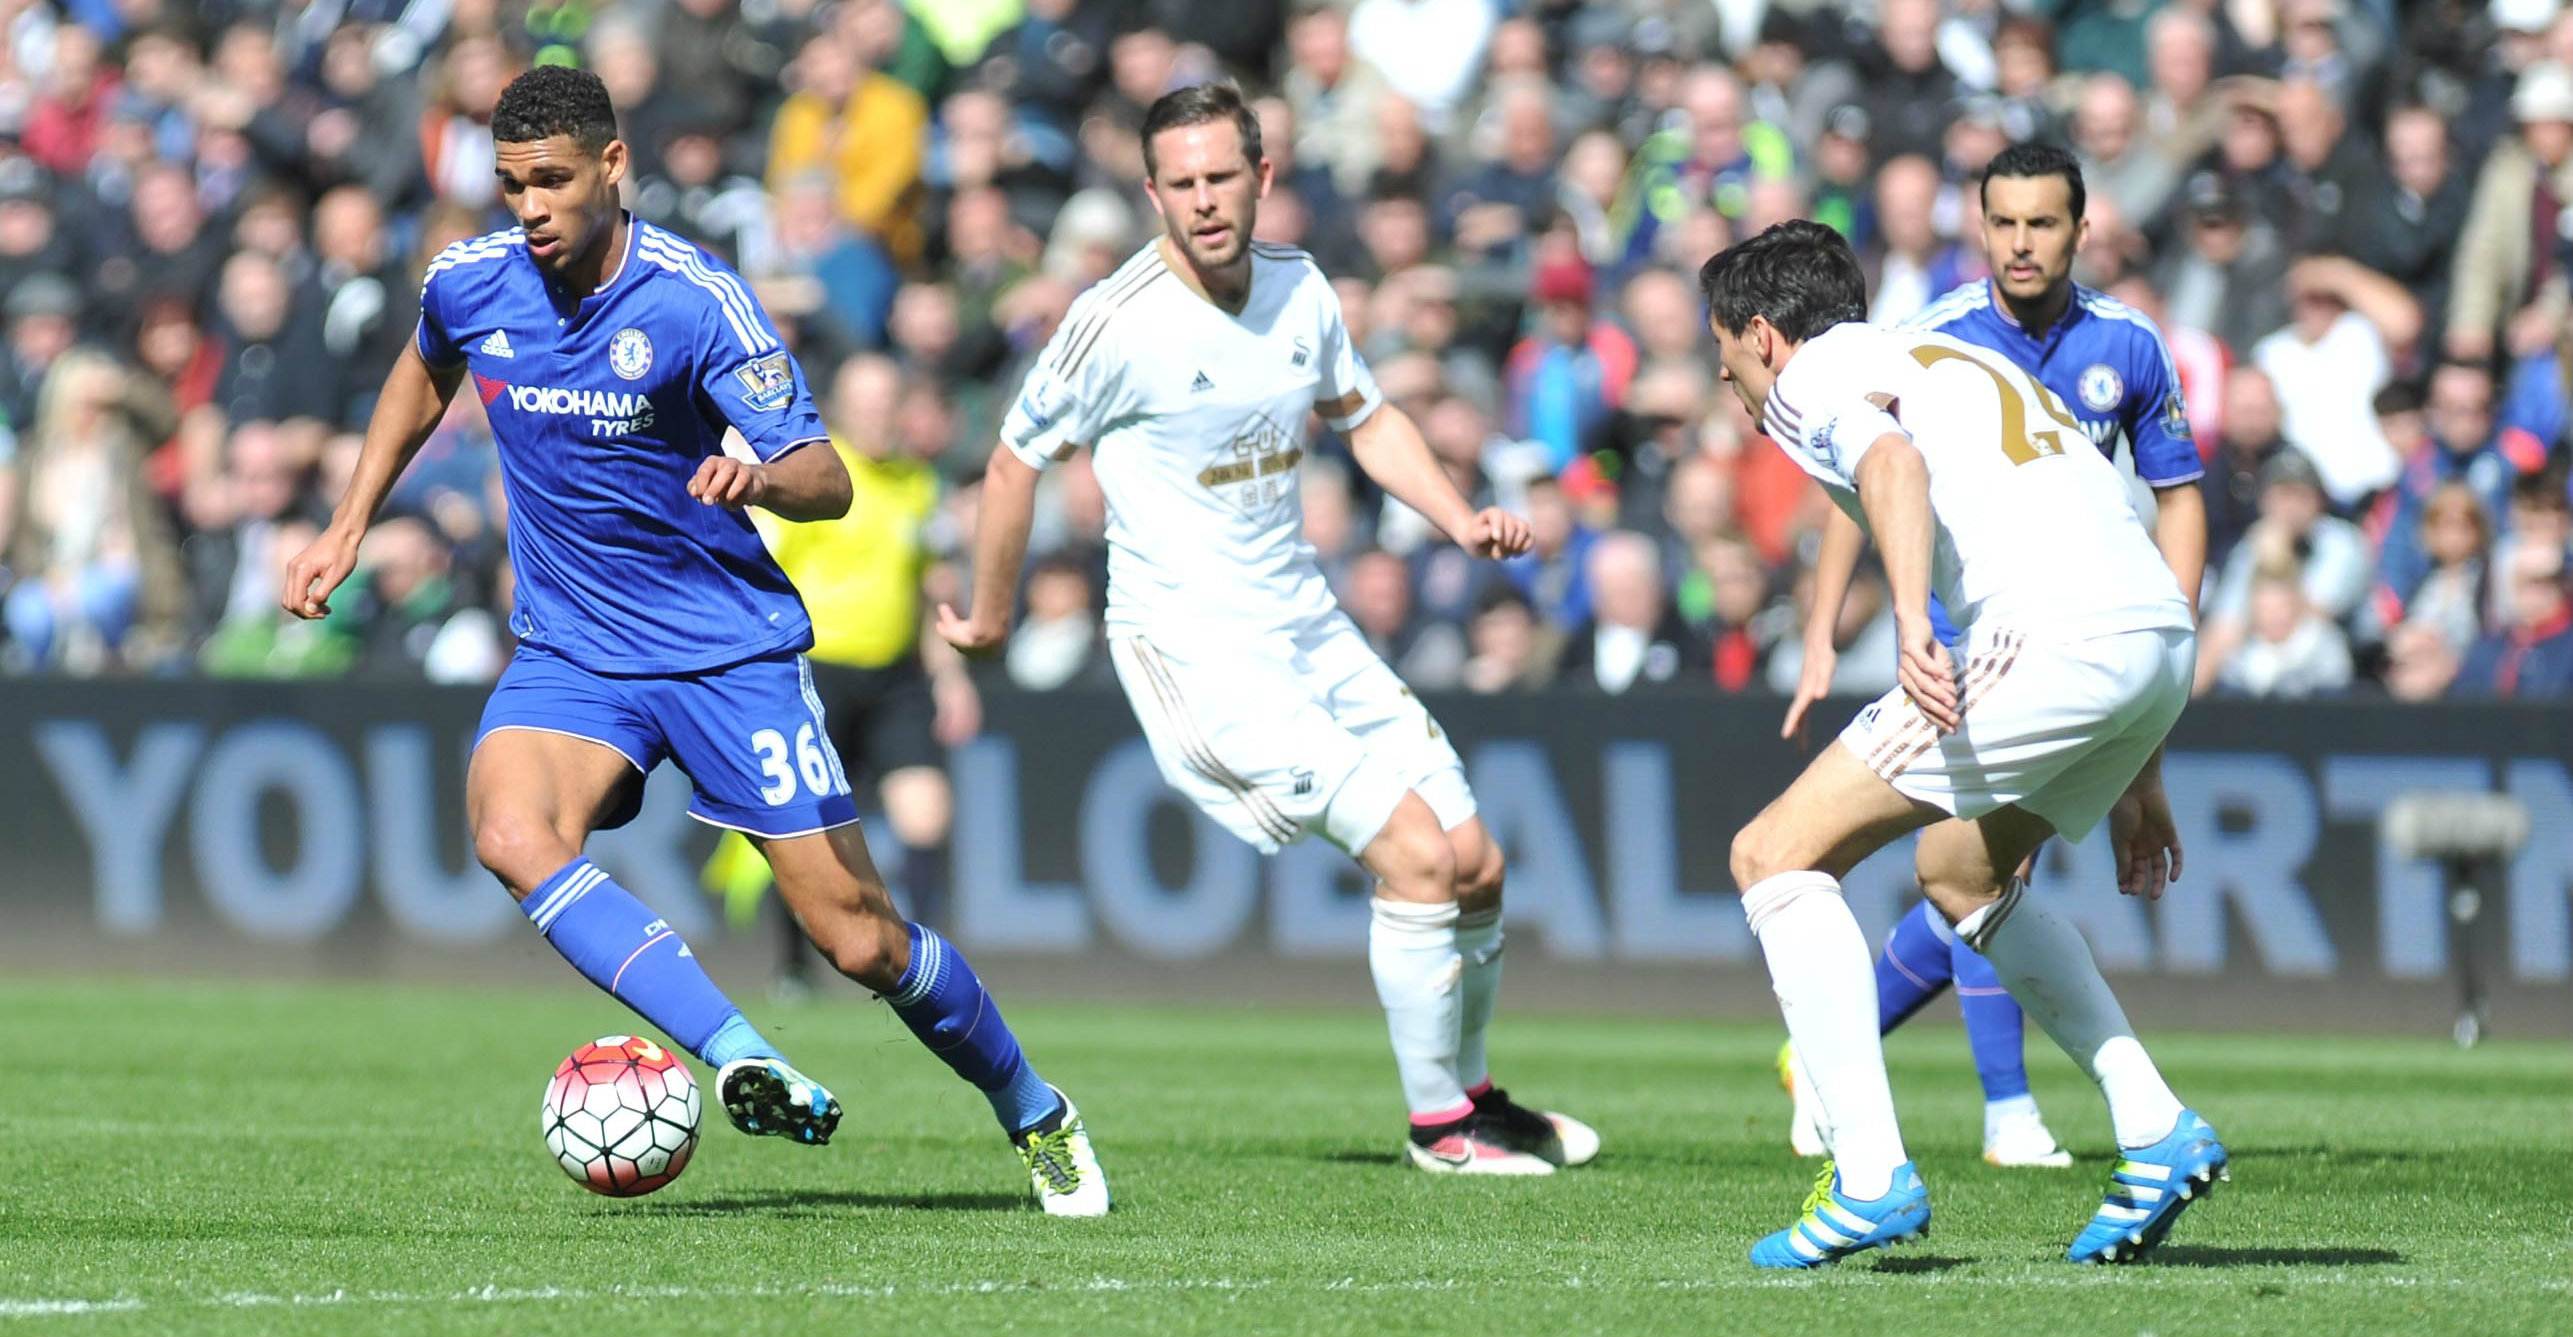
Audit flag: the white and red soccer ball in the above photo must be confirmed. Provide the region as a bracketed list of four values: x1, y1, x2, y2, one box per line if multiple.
[541, 1035, 700, 1197]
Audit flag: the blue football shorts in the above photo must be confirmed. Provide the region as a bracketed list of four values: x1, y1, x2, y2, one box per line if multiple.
[477, 645, 861, 839]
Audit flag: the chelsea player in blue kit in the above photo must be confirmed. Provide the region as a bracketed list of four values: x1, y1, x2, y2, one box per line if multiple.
[282, 67, 1107, 1215]
[1776, 144, 2207, 1172]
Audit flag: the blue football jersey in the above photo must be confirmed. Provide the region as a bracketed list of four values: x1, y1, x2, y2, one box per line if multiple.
[416, 217, 828, 675]
[1904, 280, 2200, 489]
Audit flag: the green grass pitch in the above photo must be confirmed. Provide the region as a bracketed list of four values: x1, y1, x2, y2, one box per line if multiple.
[3, 977, 2567, 1336]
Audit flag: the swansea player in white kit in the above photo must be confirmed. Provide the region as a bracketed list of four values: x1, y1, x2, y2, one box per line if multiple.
[941, 83, 1598, 1175]
[1699, 223, 2225, 1268]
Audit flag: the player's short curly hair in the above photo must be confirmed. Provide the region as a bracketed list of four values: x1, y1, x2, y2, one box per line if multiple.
[492, 65, 618, 152]
[1696, 220, 1868, 344]
[1140, 82, 1263, 180]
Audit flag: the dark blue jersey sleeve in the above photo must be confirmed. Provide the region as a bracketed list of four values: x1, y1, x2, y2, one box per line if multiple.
[692, 291, 827, 463]
[2122, 321, 2201, 487]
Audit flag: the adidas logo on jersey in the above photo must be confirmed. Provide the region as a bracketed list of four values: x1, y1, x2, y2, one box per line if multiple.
[479, 329, 516, 358]
[1190, 370, 1214, 392]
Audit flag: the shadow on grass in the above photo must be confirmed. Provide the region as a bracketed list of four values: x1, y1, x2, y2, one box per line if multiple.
[1869, 1255, 1970, 1274]
[625, 1188, 1028, 1216]
[2147, 1246, 2403, 1268]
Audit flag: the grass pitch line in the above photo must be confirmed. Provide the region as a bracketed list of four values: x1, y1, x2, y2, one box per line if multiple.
[7, 1272, 2564, 1319]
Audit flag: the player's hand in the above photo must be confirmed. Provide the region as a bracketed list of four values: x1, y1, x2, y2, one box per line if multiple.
[687, 456, 770, 508]
[1895, 616, 1961, 734]
[934, 602, 1008, 658]
[280, 524, 363, 620]
[2108, 777, 2184, 900]
[1780, 635, 1838, 740]
[1461, 507, 1533, 560]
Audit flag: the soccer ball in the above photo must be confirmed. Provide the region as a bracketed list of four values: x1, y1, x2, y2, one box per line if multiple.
[541, 1035, 701, 1197]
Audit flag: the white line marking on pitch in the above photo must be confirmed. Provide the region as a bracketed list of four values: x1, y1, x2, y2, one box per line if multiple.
[5, 1273, 2565, 1318]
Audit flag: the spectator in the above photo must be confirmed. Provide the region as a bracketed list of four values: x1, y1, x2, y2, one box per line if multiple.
[3, 350, 182, 673]
[2449, 60, 2573, 362]
[0, 158, 73, 314]
[417, 35, 513, 208]
[1681, 531, 1785, 692]
[1007, 556, 1103, 691]
[209, 250, 338, 437]
[1461, 585, 1555, 693]
[1, 273, 82, 434]
[1503, 257, 1637, 472]
[2490, 464, 2573, 626]
[1808, 106, 1877, 250]
[2453, 539, 2573, 696]
[2381, 363, 2520, 595]
[2219, 562, 2355, 697]
[1504, 474, 1595, 631]
[1866, 155, 1971, 325]
[1558, 529, 1696, 693]
[2250, 255, 2420, 508]
[2273, 79, 2372, 256]
[2348, 104, 2473, 356]
[1862, 0, 1964, 165]
[2143, 7, 2228, 174]
[1443, 79, 1556, 267]
[2199, 450, 2375, 691]
[768, 30, 929, 267]
[1348, 0, 1495, 131]
[2154, 172, 2290, 357]
[1283, 5, 1391, 198]
[976, 0, 1116, 137]
[90, 159, 223, 337]
[1342, 545, 1464, 689]
[1744, 11, 1863, 154]
[2203, 367, 2295, 568]
[2073, 73, 2186, 228]
[309, 186, 410, 429]
[338, 516, 503, 682]
[2374, 482, 2496, 657]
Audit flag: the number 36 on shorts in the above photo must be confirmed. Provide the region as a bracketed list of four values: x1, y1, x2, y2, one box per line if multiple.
[750, 724, 839, 805]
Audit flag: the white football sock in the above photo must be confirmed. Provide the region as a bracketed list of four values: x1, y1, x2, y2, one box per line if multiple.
[1742, 871, 1907, 1199]
[1984, 1092, 2042, 1144]
[1976, 897, 2185, 1149]
[1454, 905, 1503, 1094]
[1369, 897, 1470, 1122]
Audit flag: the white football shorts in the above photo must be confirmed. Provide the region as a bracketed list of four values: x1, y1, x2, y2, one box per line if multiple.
[1838, 623, 2195, 841]
[1109, 614, 1475, 855]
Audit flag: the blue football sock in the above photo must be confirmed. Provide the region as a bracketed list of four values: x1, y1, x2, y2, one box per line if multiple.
[525, 858, 779, 1067]
[1875, 899, 1955, 1032]
[885, 922, 1059, 1133]
[1952, 932, 2032, 1102]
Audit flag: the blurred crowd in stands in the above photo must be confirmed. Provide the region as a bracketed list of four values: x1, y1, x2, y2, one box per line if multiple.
[2, 0, 2571, 700]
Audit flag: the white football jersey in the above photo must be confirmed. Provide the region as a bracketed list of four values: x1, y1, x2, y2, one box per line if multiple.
[1762, 322, 2190, 641]
[1002, 242, 1380, 635]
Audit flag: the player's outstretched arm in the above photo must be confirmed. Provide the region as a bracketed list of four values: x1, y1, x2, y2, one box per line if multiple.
[1853, 431, 1959, 733]
[687, 441, 852, 522]
[1342, 400, 1531, 559]
[2149, 482, 2208, 619]
[936, 444, 1042, 657]
[283, 345, 463, 619]
[1783, 508, 1867, 740]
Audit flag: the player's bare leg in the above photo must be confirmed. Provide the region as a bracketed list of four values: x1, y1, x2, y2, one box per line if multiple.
[758, 824, 1107, 1216]
[1913, 806, 2222, 1262]
[1732, 742, 1944, 1267]
[1443, 816, 1600, 1168]
[469, 730, 835, 1144]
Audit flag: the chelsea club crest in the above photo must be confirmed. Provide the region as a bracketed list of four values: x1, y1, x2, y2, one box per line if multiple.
[609, 327, 653, 381]
[2078, 362, 2123, 412]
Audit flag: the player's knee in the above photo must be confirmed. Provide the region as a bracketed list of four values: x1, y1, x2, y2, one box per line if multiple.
[1455, 836, 1505, 910]
[474, 813, 579, 896]
[809, 913, 900, 986]
[1730, 818, 1790, 891]
[1372, 818, 1457, 902]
